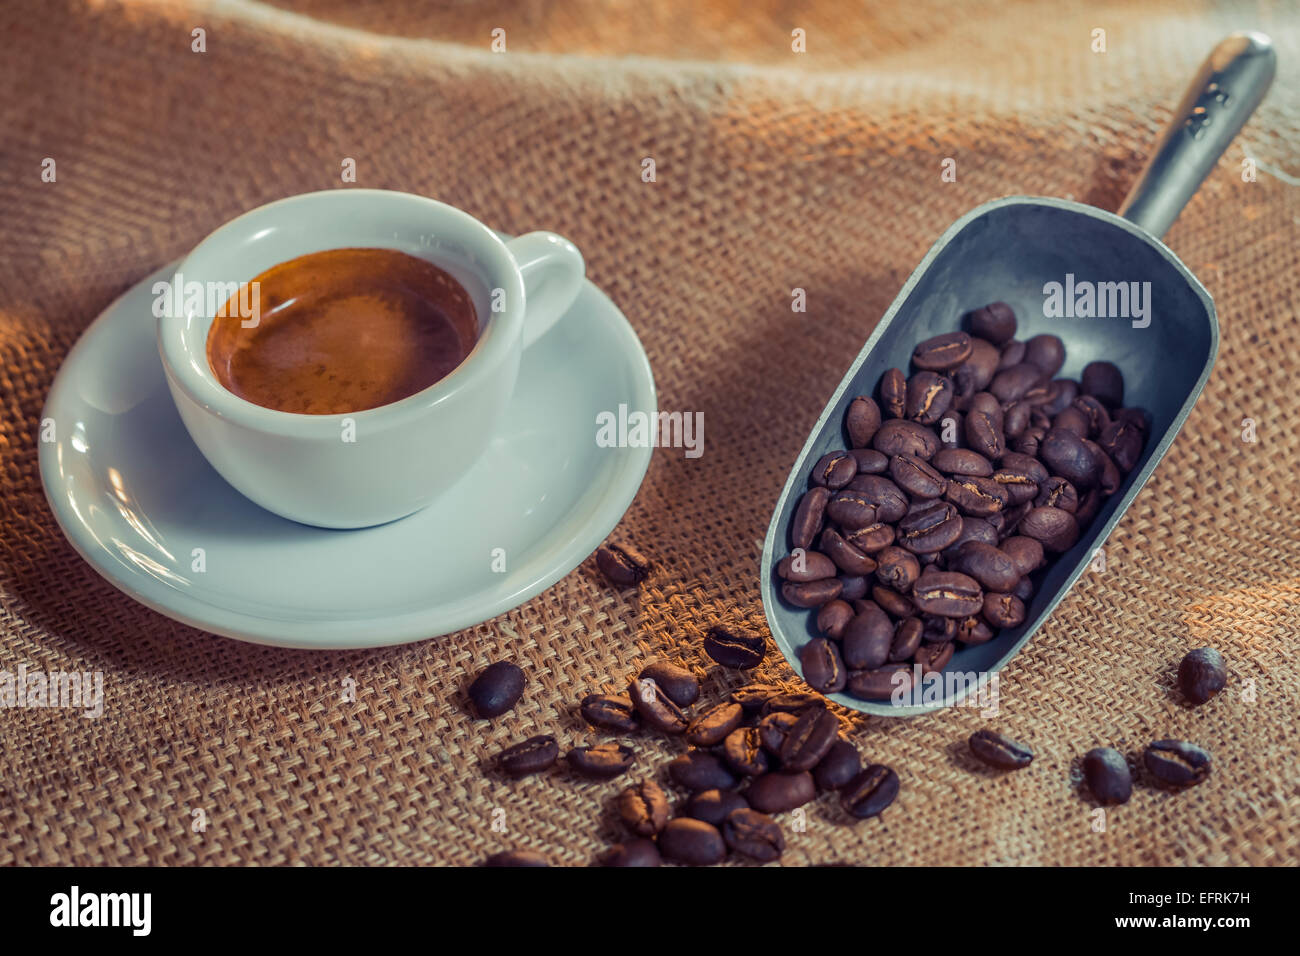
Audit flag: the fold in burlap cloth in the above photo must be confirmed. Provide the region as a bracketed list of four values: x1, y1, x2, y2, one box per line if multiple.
[2, 0, 1297, 865]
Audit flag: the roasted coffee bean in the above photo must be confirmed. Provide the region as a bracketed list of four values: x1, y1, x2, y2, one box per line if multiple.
[842, 522, 896, 554]
[1099, 419, 1143, 472]
[639, 661, 699, 706]
[1022, 334, 1065, 377]
[955, 615, 994, 645]
[912, 331, 972, 371]
[945, 475, 1010, 516]
[989, 363, 1044, 403]
[1081, 361, 1124, 408]
[811, 450, 859, 489]
[1071, 395, 1111, 438]
[780, 707, 841, 771]
[498, 734, 559, 777]
[921, 614, 957, 644]
[870, 585, 913, 617]
[800, 637, 847, 694]
[1034, 475, 1078, 512]
[872, 418, 939, 459]
[874, 546, 921, 592]
[723, 808, 785, 862]
[998, 339, 1027, 369]
[846, 396, 883, 447]
[881, 367, 908, 418]
[580, 693, 639, 732]
[781, 579, 843, 608]
[658, 818, 726, 866]
[845, 474, 910, 523]
[597, 542, 651, 586]
[841, 602, 894, 670]
[730, 684, 781, 715]
[897, 500, 964, 553]
[569, 742, 636, 779]
[468, 661, 525, 719]
[961, 337, 1002, 390]
[617, 779, 669, 836]
[889, 617, 925, 662]
[485, 850, 550, 867]
[837, 575, 869, 601]
[813, 739, 862, 790]
[761, 692, 825, 716]
[685, 789, 749, 826]
[687, 701, 745, 747]
[841, 764, 900, 819]
[825, 489, 879, 530]
[777, 549, 837, 582]
[891, 453, 947, 498]
[998, 536, 1044, 578]
[850, 448, 890, 473]
[1144, 740, 1212, 787]
[1012, 575, 1034, 601]
[982, 592, 1026, 628]
[791, 486, 830, 551]
[846, 663, 913, 700]
[1083, 747, 1132, 804]
[1017, 506, 1079, 553]
[1114, 406, 1150, 433]
[967, 302, 1017, 344]
[992, 452, 1048, 504]
[1011, 428, 1044, 457]
[912, 570, 983, 617]
[723, 726, 771, 776]
[704, 624, 767, 669]
[932, 447, 993, 477]
[1003, 400, 1031, 439]
[948, 541, 1019, 592]
[600, 839, 661, 867]
[1086, 441, 1121, 496]
[628, 677, 688, 734]
[941, 516, 999, 559]
[747, 771, 817, 813]
[969, 730, 1034, 769]
[669, 750, 738, 791]
[757, 711, 801, 754]
[905, 371, 954, 424]
[816, 600, 855, 639]
[965, 409, 1004, 459]
[1051, 405, 1091, 439]
[820, 528, 878, 575]
[914, 641, 954, 674]
[1178, 647, 1227, 705]
[968, 390, 1004, 426]
[1039, 378, 1077, 417]
[1074, 487, 1103, 527]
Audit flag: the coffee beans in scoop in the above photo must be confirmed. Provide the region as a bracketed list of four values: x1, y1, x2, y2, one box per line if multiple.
[779, 303, 1149, 700]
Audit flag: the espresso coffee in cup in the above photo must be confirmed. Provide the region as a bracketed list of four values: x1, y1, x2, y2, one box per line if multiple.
[206, 247, 479, 415]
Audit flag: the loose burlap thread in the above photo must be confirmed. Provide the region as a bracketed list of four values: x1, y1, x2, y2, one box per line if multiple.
[1, 0, 1298, 866]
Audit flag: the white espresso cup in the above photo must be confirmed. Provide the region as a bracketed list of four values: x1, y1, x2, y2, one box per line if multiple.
[158, 189, 585, 529]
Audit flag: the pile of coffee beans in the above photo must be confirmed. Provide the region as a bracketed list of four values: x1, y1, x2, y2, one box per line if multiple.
[779, 302, 1150, 699]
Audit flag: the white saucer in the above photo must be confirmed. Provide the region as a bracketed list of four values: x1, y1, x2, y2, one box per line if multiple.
[39, 256, 655, 649]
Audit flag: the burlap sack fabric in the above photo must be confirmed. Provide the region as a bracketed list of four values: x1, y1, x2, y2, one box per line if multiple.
[1, 0, 1297, 866]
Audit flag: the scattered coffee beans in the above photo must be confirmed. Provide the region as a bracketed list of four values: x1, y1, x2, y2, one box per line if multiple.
[467, 661, 525, 719]
[658, 818, 727, 866]
[484, 850, 550, 867]
[968, 729, 1034, 770]
[568, 742, 635, 779]
[1083, 747, 1132, 805]
[685, 789, 750, 826]
[600, 839, 662, 867]
[1177, 647, 1227, 705]
[704, 624, 767, 669]
[1143, 739, 1212, 787]
[723, 809, 785, 862]
[840, 764, 900, 818]
[580, 693, 639, 732]
[780, 302, 1147, 699]
[617, 779, 670, 836]
[498, 734, 559, 777]
[596, 541, 651, 586]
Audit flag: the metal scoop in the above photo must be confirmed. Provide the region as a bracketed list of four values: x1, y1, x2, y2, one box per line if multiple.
[760, 33, 1276, 716]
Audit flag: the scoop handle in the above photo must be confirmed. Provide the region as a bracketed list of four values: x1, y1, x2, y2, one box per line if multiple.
[1118, 31, 1275, 239]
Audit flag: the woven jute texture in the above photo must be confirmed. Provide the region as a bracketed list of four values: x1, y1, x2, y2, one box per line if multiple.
[2, 0, 1298, 866]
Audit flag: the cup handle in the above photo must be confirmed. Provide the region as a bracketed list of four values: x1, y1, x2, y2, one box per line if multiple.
[506, 231, 586, 349]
